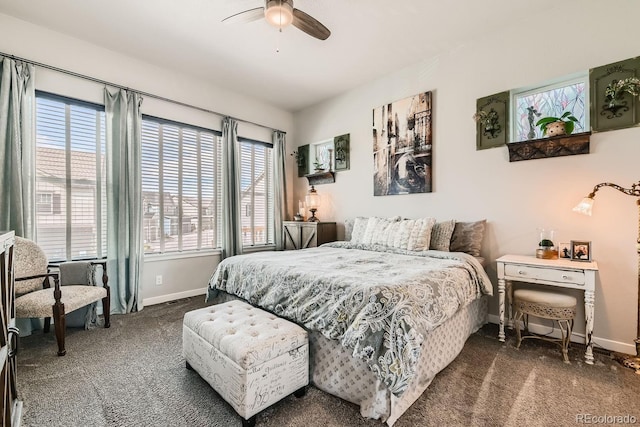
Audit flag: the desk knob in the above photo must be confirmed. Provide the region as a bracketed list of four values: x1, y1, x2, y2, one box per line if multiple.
[518, 270, 525, 275]
[562, 274, 569, 280]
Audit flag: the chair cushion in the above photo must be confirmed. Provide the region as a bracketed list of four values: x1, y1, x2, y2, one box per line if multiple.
[514, 289, 577, 308]
[15, 285, 107, 318]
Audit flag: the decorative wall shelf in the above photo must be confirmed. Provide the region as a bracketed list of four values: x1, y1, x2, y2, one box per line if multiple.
[305, 171, 335, 185]
[507, 132, 591, 162]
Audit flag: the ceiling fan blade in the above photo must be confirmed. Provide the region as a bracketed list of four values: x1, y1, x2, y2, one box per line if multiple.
[292, 8, 331, 40]
[222, 7, 265, 24]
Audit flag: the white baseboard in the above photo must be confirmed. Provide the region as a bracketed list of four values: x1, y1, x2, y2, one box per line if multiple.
[143, 288, 207, 307]
[487, 314, 636, 355]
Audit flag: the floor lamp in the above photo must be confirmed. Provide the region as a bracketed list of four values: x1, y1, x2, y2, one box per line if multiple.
[573, 180, 640, 374]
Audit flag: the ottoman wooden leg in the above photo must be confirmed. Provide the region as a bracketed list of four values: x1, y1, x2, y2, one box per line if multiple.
[242, 415, 256, 427]
[294, 386, 306, 398]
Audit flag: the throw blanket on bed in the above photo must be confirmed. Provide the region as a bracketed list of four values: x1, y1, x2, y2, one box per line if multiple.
[207, 242, 493, 396]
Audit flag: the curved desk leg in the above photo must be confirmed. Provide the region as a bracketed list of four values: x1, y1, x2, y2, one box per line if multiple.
[584, 290, 595, 365]
[498, 278, 506, 342]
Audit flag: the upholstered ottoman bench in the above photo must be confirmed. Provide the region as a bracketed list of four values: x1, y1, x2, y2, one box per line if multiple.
[182, 300, 309, 427]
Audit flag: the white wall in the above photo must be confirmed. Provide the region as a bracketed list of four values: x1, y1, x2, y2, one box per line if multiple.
[293, 3, 640, 353]
[0, 13, 295, 305]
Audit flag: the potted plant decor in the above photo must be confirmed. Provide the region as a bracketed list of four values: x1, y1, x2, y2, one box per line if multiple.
[535, 111, 579, 138]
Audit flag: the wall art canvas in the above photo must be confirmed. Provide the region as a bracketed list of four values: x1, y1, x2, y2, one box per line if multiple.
[372, 91, 432, 196]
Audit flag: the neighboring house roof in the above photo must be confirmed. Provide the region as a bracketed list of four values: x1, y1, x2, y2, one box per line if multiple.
[36, 146, 104, 184]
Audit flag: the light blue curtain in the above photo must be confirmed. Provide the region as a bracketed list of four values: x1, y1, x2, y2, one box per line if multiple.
[0, 56, 40, 336]
[221, 117, 243, 258]
[273, 131, 288, 250]
[0, 56, 35, 239]
[104, 88, 143, 314]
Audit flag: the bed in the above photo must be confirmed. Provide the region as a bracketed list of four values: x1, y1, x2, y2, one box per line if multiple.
[206, 217, 492, 426]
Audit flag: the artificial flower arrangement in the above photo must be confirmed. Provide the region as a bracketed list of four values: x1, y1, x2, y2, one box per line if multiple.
[604, 77, 640, 107]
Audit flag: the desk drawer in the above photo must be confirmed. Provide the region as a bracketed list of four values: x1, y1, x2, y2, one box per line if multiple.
[505, 264, 585, 285]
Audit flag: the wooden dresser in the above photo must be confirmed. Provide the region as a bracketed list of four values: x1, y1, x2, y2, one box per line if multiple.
[283, 221, 337, 250]
[0, 231, 21, 426]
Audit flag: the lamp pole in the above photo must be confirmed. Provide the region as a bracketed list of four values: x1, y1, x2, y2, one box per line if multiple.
[576, 181, 640, 373]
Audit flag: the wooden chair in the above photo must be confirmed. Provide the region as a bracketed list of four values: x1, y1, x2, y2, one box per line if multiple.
[13, 237, 110, 356]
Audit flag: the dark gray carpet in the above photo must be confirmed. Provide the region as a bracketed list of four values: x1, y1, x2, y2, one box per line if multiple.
[18, 297, 640, 427]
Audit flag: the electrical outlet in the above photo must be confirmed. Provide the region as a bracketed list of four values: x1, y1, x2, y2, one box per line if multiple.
[155, 275, 163, 286]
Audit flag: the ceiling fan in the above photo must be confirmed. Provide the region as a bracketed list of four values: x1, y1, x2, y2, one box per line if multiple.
[222, 0, 331, 41]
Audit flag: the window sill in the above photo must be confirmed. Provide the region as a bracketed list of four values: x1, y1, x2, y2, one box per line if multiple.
[507, 132, 591, 162]
[243, 245, 276, 254]
[144, 249, 221, 263]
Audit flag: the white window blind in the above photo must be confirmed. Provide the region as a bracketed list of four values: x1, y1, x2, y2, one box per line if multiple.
[35, 93, 107, 262]
[141, 116, 222, 254]
[239, 138, 274, 247]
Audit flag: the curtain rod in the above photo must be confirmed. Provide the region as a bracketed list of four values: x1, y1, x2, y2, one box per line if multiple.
[1, 51, 285, 134]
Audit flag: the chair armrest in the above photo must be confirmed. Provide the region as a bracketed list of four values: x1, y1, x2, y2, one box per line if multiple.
[16, 272, 59, 289]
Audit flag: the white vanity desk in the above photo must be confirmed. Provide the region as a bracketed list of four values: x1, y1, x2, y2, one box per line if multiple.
[496, 254, 598, 364]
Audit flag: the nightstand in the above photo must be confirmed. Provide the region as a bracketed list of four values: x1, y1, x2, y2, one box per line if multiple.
[496, 254, 598, 364]
[283, 221, 336, 250]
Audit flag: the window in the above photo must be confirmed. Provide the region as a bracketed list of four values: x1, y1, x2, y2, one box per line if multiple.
[36, 192, 54, 214]
[239, 138, 274, 247]
[141, 116, 222, 254]
[35, 92, 107, 261]
[512, 74, 589, 142]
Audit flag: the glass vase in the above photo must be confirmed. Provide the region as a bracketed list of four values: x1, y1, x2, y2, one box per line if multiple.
[536, 228, 558, 259]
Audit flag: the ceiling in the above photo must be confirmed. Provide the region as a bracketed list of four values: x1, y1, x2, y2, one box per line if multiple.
[0, 0, 558, 112]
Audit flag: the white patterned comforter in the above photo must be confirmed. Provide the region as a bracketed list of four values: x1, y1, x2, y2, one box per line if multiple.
[207, 242, 493, 396]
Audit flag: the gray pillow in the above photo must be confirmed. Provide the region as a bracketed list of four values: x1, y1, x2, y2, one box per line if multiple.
[430, 220, 456, 251]
[449, 220, 486, 257]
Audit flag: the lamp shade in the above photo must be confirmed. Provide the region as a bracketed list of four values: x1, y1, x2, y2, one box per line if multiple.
[305, 186, 320, 210]
[573, 196, 594, 216]
[265, 0, 293, 27]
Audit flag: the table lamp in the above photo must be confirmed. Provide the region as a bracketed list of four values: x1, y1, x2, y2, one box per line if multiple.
[573, 180, 640, 374]
[305, 185, 320, 222]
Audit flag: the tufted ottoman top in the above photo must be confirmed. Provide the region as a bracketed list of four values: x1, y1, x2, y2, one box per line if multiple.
[183, 300, 308, 370]
[514, 289, 577, 308]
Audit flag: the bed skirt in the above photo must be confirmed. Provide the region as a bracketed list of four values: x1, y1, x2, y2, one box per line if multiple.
[210, 293, 488, 426]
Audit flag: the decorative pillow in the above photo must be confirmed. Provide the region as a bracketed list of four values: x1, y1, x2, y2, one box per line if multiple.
[449, 220, 487, 257]
[362, 217, 396, 244]
[430, 220, 456, 251]
[406, 217, 436, 251]
[350, 217, 370, 243]
[352, 216, 402, 245]
[391, 219, 415, 249]
[344, 218, 355, 241]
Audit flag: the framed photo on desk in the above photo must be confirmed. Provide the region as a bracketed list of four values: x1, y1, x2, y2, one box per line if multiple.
[570, 240, 592, 262]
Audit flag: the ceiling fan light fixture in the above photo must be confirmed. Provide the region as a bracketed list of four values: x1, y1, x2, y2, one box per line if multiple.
[264, 0, 294, 28]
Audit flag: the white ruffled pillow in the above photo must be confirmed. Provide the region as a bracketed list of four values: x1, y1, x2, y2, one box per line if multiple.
[407, 217, 436, 251]
[350, 216, 435, 251]
[350, 217, 370, 243]
[353, 216, 401, 244]
[383, 217, 436, 251]
[362, 217, 394, 244]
